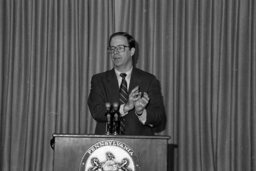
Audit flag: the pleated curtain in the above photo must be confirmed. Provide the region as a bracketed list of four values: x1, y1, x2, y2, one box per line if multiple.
[0, 0, 255, 170]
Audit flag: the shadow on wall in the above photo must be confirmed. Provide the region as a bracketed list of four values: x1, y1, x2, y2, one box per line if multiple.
[168, 144, 178, 171]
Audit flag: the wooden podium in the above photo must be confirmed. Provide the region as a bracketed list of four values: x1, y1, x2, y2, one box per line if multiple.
[52, 134, 169, 171]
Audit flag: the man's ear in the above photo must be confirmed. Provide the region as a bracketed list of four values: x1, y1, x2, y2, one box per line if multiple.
[131, 47, 135, 56]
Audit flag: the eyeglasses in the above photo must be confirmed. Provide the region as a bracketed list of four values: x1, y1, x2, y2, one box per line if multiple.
[108, 45, 130, 54]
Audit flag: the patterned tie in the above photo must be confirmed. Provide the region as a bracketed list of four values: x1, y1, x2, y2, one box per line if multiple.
[119, 73, 129, 104]
[119, 73, 128, 134]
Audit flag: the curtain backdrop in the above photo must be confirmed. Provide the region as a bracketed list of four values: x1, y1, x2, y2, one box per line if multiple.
[1, 0, 255, 171]
[116, 0, 256, 170]
[0, 0, 114, 170]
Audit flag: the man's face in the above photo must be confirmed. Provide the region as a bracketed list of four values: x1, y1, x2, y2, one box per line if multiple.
[109, 35, 135, 70]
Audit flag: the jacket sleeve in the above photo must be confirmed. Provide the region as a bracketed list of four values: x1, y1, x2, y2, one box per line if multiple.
[87, 75, 108, 122]
[144, 77, 166, 130]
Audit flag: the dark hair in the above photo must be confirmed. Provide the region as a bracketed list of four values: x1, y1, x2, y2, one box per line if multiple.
[108, 32, 136, 49]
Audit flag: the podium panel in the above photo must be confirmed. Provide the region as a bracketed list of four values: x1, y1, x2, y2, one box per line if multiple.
[53, 134, 169, 171]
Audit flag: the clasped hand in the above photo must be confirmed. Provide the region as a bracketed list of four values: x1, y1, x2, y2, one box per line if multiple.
[124, 86, 150, 114]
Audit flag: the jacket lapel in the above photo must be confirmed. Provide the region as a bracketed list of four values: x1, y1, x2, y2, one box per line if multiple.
[129, 68, 142, 93]
[106, 69, 120, 102]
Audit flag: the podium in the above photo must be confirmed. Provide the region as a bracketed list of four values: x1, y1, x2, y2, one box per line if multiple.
[52, 134, 169, 171]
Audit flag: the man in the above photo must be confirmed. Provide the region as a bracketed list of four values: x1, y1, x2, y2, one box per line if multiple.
[88, 32, 166, 135]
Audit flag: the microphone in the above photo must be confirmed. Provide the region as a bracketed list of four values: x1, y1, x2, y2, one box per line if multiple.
[112, 102, 120, 135]
[105, 102, 111, 135]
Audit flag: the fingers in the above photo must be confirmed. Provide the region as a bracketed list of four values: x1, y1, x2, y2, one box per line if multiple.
[129, 86, 141, 100]
[131, 86, 139, 93]
[129, 86, 150, 108]
[135, 92, 150, 107]
[139, 97, 149, 106]
[126, 87, 150, 113]
[139, 92, 149, 105]
[142, 92, 149, 101]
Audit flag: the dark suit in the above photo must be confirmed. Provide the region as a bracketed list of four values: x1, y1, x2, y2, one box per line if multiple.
[88, 67, 166, 135]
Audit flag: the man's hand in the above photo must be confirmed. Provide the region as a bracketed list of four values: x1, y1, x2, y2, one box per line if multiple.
[123, 86, 141, 112]
[134, 92, 150, 114]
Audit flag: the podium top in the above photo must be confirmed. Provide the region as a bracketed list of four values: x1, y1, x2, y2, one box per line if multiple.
[52, 133, 170, 140]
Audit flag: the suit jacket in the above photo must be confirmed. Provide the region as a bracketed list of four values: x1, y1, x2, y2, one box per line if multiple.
[87, 67, 166, 135]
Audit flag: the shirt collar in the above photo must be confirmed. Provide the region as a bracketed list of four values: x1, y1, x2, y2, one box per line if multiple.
[114, 67, 133, 80]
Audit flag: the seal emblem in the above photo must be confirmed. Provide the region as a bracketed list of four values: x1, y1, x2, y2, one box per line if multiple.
[80, 140, 140, 171]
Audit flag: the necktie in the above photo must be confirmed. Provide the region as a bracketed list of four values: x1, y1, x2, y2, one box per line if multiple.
[119, 73, 129, 104]
[119, 73, 128, 134]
